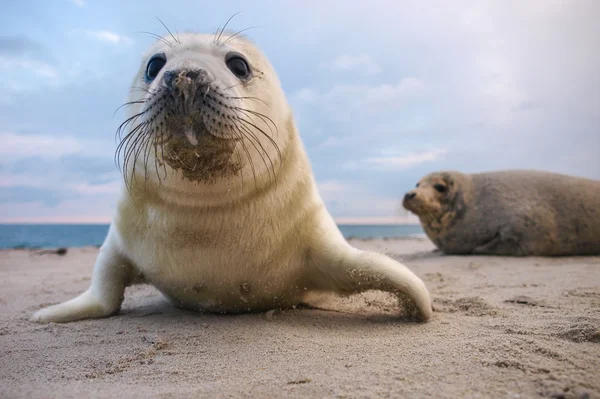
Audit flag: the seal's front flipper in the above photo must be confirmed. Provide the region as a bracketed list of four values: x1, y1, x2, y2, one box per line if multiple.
[32, 232, 135, 323]
[311, 245, 433, 322]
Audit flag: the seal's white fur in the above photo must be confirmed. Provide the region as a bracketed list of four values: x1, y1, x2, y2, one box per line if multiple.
[32, 33, 433, 323]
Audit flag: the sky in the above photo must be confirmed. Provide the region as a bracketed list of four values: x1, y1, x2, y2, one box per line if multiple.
[0, 0, 599, 224]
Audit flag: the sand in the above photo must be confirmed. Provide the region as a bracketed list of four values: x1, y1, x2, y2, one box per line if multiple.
[0, 237, 599, 399]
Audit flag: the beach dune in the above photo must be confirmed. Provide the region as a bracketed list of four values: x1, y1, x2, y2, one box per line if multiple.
[0, 238, 598, 398]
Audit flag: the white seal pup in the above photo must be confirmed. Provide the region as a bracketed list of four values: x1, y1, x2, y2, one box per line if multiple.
[32, 31, 432, 323]
[403, 169, 600, 256]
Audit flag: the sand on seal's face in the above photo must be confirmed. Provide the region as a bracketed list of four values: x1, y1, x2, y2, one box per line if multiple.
[2, 238, 598, 398]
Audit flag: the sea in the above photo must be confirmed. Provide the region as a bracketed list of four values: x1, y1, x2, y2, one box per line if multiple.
[0, 224, 425, 250]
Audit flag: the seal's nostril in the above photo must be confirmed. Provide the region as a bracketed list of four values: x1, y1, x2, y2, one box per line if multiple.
[404, 192, 417, 201]
[164, 70, 177, 88]
[184, 70, 199, 80]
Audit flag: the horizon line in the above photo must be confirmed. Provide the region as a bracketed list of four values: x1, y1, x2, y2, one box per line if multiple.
[0, 216, 420, 226]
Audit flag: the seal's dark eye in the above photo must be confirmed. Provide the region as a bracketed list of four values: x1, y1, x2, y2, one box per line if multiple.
[145, 54, 166, 82]
[415, 183, 420, 188]
[226, 54, 251, 80]
[434, 184, 446, 193]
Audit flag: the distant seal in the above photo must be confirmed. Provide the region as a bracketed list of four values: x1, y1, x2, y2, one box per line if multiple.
[402, 169, 600, 256]
[32, 30, 432, 323]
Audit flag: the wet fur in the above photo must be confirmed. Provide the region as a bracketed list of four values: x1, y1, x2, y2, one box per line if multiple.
[404, 170, 600, 256]
[31, 30, 433, 324]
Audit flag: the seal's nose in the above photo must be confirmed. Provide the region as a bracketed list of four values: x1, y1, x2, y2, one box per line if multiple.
[404, 192, 416, 201]
[163, 68, 209, 90]
[163, 70, 177, 89]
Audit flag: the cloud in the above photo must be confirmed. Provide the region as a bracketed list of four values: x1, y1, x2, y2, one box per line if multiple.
[0, 171, 120, 209]
[0, 131, 120, 213]
[71, 0, 85, 6]
[0, 132, 83, 160]
[86, 31, 133, 45]
[294, 88, 318, 103]
[0, 186, 63, 207]
[291, 78, 428, 127]
[0, 37, 61, 100]
[0, 57, 57, 80]
[0, 37, 46, 57]
[316, 136, 343, 150]
[295, 78, 426, 107]
[345, 148, 448, 170]
[319, 54, 381, 75]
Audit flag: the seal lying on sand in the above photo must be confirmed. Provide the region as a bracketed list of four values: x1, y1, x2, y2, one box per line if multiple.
[403, 170, 600, 256]
[32, 29, 432, 323]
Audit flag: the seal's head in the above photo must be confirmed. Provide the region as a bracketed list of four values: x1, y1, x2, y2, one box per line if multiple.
[116, 32, 291, 194]
[402, 171, 468, 228]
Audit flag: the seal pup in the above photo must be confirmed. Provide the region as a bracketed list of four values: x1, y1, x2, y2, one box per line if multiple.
[32, 30, 433, 323]
[403, 169, 600, 256]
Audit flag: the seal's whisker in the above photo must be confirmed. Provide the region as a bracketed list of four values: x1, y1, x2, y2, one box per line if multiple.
[222, 82, 245, 92]
[115, 121, 148, 173]
[158, 130, 167, 180]
[156, 17, 180, 44]
[215, 12, 242, 45]
[225, 123, 245, 193]
[232, 110, 277, 181]
[173, 22, 180, 43]
[113, 100, 146, 117]
[115, 110, 147, 140]
[152, 134, 163, 187]
[235, 121, 272, 181]
[236, 121, 276, 184]
[129, 87, 152, 94]
[236, 112, 282, 164]
[128, 126, 153, 186]
[224, 95, 268, 106]
[234, 107, 278, 135]
[141, 129, 155, 189]
[236, 131, 257, 190]
[222, 26, 261, 46]
[136, 31, 173, 47]
[123, 131, 144, 187]
[119, 120, 152, 190]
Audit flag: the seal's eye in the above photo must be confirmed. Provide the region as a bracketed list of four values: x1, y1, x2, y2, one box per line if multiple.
[415, 183, 420, 188]
[434, 184, 446, 193]
[145, 54, 167, 82]
[226, 53, 251, 80]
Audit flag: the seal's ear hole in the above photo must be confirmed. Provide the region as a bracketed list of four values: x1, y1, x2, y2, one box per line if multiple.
[434, 184, 447, 194]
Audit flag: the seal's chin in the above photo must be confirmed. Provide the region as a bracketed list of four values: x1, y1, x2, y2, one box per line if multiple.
[402, 198, 421, 214]
[159, 130, 241, 183]
[403, 199, 441, 219]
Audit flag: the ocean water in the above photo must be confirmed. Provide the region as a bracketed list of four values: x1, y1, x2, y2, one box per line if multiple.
[0, 223, 425, 249]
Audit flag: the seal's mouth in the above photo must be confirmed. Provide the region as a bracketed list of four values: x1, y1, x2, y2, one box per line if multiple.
[162, 112, 235, 148]
[402, 193, 439, 217]
[403, 199, 423, 216]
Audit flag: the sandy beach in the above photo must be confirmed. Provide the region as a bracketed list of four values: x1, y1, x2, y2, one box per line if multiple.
[0, 237, 598, 399]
